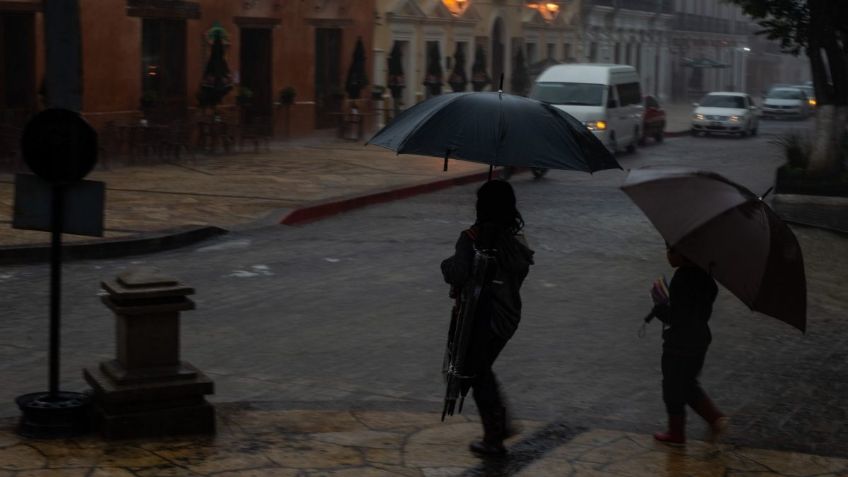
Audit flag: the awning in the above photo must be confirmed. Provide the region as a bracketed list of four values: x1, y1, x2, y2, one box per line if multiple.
[682, 57, 729, 68]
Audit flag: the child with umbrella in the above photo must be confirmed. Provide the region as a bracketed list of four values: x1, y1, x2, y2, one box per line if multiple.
[648, 243, 729, 445]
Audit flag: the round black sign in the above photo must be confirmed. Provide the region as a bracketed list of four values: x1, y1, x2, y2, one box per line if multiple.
[21, 109, 98, 184]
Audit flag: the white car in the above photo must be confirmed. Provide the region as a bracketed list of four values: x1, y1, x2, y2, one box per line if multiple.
[531, 64, 643, 153]
[690, 92, 759, 137]
[761, 87, 811, 119]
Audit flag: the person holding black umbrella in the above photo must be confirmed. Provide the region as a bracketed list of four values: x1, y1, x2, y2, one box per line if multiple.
[648, 243, 728, 446]
[441, 180, 535, 456]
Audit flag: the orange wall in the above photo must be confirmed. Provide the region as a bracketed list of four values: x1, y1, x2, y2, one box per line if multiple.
[80, 0, 141, 126]
[74, 0, 375, 137]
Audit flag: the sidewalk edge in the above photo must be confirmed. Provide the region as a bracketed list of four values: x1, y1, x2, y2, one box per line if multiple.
[280, 169, 492, 225]
[0, 225, 228, 265]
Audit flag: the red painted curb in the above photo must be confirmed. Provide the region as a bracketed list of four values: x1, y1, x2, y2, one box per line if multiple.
[280, 170, 494, 225]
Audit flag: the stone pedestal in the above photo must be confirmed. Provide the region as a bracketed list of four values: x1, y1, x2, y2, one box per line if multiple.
[84, 268, 215, 439]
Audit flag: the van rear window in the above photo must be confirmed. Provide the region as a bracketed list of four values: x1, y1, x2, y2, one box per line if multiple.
[530, 82, 605, 106]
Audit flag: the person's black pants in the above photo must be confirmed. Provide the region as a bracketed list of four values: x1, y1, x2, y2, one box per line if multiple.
[465, 314, 509, 442]
[661, 350, 707, 415]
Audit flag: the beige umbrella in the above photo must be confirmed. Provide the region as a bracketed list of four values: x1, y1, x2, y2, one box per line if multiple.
[621, 167, 806, 332]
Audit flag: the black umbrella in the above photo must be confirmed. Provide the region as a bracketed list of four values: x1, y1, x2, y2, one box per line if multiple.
[366, 91, 620, 175]
[621, 167, 806, 332]
[199, 28, 233, 109]
[345, 37, 369, 101]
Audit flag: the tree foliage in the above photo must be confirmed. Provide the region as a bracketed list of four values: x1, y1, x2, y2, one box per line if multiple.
[728, 0, 809, 55]
[726, 0, 848, 172]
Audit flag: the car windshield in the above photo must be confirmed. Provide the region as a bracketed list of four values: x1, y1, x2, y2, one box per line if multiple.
[796, 86, 814, 97]
[700, 95, 745, 108]
[529, 82, 605, 106]
[767, 88, 803, 99]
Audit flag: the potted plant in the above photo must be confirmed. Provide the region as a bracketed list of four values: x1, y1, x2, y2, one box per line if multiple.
[278, 86, 296, 106]
[278, 86, 297, 139]
[141, 90, 158, 110]
[236, 86, 254, 106]
[371, 85, 386, 101]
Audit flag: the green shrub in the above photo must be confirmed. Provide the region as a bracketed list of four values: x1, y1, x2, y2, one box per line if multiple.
[770, 133, 812, 171]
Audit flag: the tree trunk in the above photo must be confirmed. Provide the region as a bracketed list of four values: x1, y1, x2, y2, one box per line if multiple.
[805, 0, 844, 174]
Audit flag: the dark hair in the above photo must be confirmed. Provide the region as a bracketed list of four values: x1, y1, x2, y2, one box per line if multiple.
[475, 180, 524, 234]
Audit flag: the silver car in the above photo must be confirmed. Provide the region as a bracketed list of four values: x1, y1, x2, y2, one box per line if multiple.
[761, 87, 811, 119]
[690, 92, 759, 137]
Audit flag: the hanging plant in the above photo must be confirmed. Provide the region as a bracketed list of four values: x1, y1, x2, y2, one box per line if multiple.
[278, 86, 296, 105]
[236, 86, 254, 105]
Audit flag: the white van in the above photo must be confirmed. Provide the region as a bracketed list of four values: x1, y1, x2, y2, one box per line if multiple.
[529, 64, 643, 153]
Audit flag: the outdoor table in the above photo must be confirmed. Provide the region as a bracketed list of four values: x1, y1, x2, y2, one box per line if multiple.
[118, 122, 170, 161]
[197, 120, 234, 154]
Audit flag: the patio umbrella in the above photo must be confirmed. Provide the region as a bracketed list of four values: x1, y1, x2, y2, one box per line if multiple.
[471, 45, 491, 92]
[387, 42, 405, 100]
[199, 27, 233, 109]
[511, 47, 530, 96]
[621, 167, 806, 332]
[345, 37, 369, 101]
[448, 44, 468, 92]
[366, 91, 620, 174]
[424, 42, 444, 98]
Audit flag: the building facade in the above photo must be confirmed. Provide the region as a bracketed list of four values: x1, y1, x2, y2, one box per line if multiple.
[0, 0, 375, 137]
[0, 0, 815, 142]
[668, 0, 753, 102]
[372, 0, 582, 114]
[581, 0, 675, 100]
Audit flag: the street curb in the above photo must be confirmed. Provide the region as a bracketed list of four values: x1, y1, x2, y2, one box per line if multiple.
[772, 193, 848, 235]
[280, 169, 493, 225]
[0, 225, 228, 265]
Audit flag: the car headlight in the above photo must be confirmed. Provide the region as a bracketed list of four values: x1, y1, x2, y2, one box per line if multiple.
[693, 113, 705, 120]
[729, 115, 740, 122]
[584, 120, 607, 131]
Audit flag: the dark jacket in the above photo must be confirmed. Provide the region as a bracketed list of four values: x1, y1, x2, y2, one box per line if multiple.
[652, 265, 718, 355]
[441, 224, 535, 340]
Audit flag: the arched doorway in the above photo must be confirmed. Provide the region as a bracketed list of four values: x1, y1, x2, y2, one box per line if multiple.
[491, 18, 504, 90]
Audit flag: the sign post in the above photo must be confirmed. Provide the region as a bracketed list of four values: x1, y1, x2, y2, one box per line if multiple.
[14, 108, 102, 438]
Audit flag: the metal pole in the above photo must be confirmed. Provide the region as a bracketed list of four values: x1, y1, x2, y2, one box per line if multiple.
[49, 185, 64, 398]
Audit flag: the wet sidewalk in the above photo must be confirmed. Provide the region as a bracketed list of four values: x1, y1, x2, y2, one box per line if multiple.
[1, 403, 846, 476]
[0, 103, 704, 255]
[0, 135, 488, 251]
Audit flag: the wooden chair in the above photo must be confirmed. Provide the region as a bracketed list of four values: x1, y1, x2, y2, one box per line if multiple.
[238, 114, 272, 153]
[162, 119, 197, 163]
